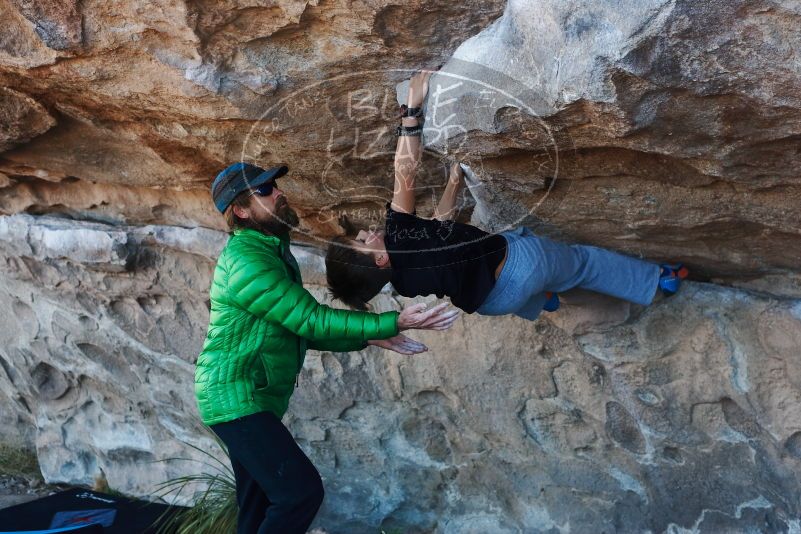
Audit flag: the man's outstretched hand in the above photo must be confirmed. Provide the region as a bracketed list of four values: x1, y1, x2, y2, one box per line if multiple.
[397, 302, 460, 331]
[368, 334, 428, 355]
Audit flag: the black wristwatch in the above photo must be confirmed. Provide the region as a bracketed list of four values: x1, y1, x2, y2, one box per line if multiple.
[399, 104, 424, 119]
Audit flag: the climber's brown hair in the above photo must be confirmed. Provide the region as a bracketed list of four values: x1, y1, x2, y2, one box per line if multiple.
[325, 236, 392, 310]
[223, 192, 254, 231]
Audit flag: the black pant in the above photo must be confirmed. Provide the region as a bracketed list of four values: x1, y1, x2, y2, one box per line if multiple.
[210, 411, 324, 534]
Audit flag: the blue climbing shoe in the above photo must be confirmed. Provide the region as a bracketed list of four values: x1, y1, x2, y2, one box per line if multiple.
[543, 291, 560, 312]
[659, 263, 689, 295]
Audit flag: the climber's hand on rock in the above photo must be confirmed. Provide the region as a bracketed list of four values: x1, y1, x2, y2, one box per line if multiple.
[448, 162, 465, 188]
[368, 334, 428, 355]
[397, 302, 460, 331]
[407, 68, 436, 108]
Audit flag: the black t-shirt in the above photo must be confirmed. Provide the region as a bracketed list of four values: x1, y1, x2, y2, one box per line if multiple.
[384, 204, 507, 313]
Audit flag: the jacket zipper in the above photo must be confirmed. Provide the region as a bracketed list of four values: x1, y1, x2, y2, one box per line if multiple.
[295, 334, 301, 389]
[283, 242, 303, 391]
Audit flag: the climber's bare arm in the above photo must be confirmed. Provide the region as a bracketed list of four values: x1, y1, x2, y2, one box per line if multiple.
[432, 162, 466, 221]
[392, 69, 434, 215]
[392, 118, 422, 214]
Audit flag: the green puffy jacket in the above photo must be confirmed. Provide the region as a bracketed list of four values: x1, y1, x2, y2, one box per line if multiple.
[195, 228, 399, 425]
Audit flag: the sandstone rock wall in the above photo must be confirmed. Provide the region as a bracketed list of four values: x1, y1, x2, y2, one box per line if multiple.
[1, 0, 801, 532]
[421, 0, 801, 293]
[0, 0, 799, 293]
[1, 214, 800, 532]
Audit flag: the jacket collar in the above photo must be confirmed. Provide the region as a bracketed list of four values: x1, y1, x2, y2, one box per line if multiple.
[232, 228, 299, 282]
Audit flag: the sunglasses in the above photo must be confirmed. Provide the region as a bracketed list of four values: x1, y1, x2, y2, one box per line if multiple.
[246, 180, 278, 198]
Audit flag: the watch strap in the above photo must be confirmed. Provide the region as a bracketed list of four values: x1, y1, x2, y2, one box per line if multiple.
[399, 104, 424, 119]
[396, 125, 423, 136]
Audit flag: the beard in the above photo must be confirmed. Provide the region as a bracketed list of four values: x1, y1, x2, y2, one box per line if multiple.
[249, 198, 300, 236]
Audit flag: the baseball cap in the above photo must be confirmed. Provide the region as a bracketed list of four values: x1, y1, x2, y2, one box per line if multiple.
[211, 162, 289, 213]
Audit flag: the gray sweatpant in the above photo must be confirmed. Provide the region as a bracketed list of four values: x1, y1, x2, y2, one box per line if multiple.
[477, 227, 660, 321]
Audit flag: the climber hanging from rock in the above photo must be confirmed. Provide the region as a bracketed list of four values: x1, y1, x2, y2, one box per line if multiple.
[325, 68, 689, 320]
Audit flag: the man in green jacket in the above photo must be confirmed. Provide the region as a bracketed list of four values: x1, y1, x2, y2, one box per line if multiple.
[195, 161, 459, 534]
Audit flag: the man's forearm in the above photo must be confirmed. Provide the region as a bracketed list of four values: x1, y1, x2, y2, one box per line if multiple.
[433, 163, 465, 220]
[392, 70, 433, 213]
[433, 182, 460, 220]
[307, 338, 368, 353]
[396, 116, 422, 167]
[392, 116, 422, 213]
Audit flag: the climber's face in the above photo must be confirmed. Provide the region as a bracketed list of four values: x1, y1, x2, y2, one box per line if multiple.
[353, 229, 389, 268]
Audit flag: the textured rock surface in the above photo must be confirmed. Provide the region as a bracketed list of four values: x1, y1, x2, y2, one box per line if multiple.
[0, 0, 798, 292]
[420, 0, 801, 293]
[1, 0, 801, 532]
[1, 214, 800, 532]
[0, 214, 224, 496]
